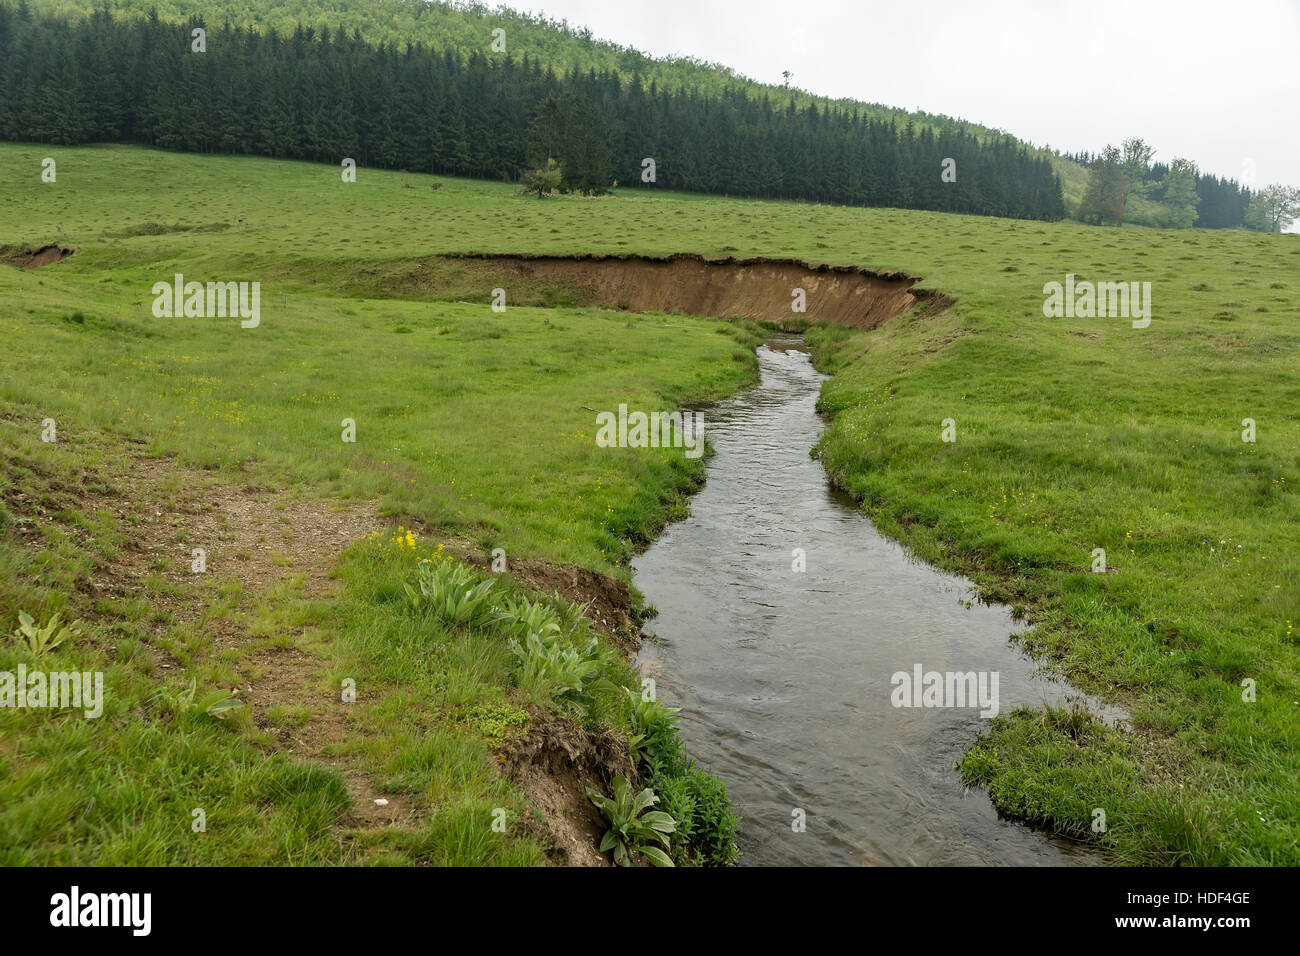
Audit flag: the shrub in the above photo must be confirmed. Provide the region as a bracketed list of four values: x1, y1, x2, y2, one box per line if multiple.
[645, 761, 740, 866]
[495, 594, 562, 643]
[676, 765, 741, 866]
[624, 687, 681, 767]
[509, 630, 615, 715]
[586, 776, 676, 867]
[621, 685, 740, 866]
[652, 773, 697, 860]
[403, 558, 499, 629]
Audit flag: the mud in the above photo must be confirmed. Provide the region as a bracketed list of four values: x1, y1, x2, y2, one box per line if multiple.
[446, 252, 951, 328]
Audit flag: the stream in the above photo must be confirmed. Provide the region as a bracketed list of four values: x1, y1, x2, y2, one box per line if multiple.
[632, 337, 1109, 866]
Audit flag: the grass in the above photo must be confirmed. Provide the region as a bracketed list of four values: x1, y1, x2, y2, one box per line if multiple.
[0, 164, 754, 570]
[805, 230, 1298, 864]
[1, 143, 756, 865]
[4, 142, 1299, 865]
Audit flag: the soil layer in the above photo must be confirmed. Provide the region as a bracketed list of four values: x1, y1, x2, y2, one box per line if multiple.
[446, 252, 950, 328]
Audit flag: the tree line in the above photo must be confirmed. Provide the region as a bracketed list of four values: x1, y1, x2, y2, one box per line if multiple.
[0, 4, 1066, 219]
[1069, 142, 1264, 230]
[41, 0, 1052, 152]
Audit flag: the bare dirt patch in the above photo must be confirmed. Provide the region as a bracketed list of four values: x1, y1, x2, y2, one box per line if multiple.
[67, 455, 382, 736]
[501, 707, 636, 866]
[79, 454, 375, 617]
[447, 252, 951, 329]
[2, 244, 75, 269]
[467, 552, 636, 640]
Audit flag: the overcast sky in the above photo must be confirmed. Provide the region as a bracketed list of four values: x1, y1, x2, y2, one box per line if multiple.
[513, 0, 1299, 226]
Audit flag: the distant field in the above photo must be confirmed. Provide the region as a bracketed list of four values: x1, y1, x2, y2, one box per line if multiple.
[4, 143, 1299, 864]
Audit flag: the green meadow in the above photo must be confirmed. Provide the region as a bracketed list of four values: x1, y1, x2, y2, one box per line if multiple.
[3, 143, 1299, 864]
[1, 143, 757, 865]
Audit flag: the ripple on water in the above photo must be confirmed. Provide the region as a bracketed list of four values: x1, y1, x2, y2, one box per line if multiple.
[633, 337, 1115, 866]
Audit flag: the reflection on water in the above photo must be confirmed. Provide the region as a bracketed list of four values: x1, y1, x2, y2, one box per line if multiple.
[633, 338, 1103, 866]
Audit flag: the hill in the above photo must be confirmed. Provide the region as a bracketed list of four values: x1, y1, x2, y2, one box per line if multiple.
[2, 4, 1066, 219]
[37, 0, 1091, 200]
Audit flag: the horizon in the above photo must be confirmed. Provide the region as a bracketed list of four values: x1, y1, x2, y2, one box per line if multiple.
[511, 0, 1300, 230]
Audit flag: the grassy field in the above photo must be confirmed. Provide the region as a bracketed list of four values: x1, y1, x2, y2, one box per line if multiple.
[804, 224, 1298, 864]
[4, 142, 1299, 865]
[0, 143, 756, 864]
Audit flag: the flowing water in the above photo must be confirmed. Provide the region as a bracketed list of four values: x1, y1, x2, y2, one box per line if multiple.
[633, 337, 1113, 866]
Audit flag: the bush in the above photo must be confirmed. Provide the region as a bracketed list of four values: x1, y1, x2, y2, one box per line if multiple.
[623, 688, 741, 866]
[403, 558, 499, 629]
[623, 687, 680, 766]
[586, 776, 676, 867]
[650, 762, 741, 866]
[495, 594, 562, 643]
[510, 630, 609, 710]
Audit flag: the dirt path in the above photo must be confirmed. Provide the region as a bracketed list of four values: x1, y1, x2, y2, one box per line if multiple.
[78, 453, 417, 825]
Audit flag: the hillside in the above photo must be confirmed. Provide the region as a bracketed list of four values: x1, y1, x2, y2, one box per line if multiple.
[39, 0, 1091, 199]
[2, 5, 1066, 219]
[36, 0, 1020, 128]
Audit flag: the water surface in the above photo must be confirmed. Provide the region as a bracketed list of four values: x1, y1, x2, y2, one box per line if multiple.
[633, 338, 1104, 866]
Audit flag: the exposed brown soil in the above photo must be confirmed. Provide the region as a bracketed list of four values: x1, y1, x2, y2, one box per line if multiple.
[2, 244, 75, 268]
[447, 252, 951, 328]
[501, 708, 636, 867]
[466, 552, 636, 641]
[54, 450, 393, 826]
